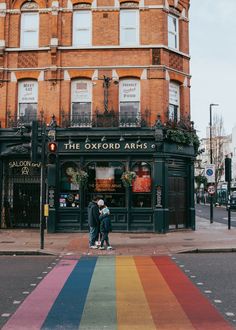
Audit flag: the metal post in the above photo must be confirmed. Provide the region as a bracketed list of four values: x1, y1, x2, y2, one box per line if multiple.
[209, 103, 219, 223]
[228, 180, 231, 230]
[40, 123, 46, 249]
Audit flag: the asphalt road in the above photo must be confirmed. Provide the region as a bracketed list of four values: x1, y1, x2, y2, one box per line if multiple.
[174, 253, 236, 328]
[196, 203, 236, 228]
[0, 255, 58, 328]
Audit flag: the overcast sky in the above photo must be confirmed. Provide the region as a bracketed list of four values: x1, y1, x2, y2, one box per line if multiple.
[189, 0, 236, 138]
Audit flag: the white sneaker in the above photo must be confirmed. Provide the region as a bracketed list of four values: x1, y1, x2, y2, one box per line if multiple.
[90, 245, 98, 249]
[99, 246, 105, 250]
[107, 246, 113, 250]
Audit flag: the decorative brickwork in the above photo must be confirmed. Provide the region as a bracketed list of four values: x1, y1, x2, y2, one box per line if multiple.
[18, 52, 38, 68]
[152, 49, 161, 65]
[169, 52, 183, 71]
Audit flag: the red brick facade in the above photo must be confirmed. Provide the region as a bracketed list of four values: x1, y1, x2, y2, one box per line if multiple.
[0, 0, 190, 127]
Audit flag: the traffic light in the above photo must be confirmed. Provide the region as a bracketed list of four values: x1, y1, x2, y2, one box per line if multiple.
[225, 157, 232, 182]
[48, 141, 58, 164]
[30, 120, 38, 163]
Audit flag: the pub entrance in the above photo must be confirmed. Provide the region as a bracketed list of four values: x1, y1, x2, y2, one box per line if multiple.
[2, 159, 41, 228]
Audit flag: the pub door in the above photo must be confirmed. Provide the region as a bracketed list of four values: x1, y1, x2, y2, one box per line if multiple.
[13, 183, 40, 228]
[168, 176, 187, 229]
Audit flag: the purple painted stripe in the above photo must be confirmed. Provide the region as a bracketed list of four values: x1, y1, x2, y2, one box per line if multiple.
[2, 259, 77, 330]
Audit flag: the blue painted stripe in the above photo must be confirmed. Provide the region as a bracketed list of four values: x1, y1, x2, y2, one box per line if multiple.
[41, 256, 97, 330]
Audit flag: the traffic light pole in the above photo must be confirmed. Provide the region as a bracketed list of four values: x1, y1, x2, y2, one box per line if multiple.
[40, 123, 46, 249]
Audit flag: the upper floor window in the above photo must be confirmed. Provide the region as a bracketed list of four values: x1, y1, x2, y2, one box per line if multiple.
[18, 80, 38, 123]
[120, 10, 139, 46]
[73, 10, 92, 47]
[21, 6, 39, 49]
[169, 81, 180, 122]
[119, 79, 140, 126]
[168, 14, 178, 50]
[71, 79, 92, 127]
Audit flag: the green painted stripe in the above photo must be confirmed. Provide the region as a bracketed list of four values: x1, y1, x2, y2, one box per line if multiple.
[79, 256, 117, 330]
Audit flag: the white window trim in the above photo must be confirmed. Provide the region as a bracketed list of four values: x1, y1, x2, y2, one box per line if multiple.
[168, 14, 179, 50]
[120, 9, 139, 46]
[20, 12, 39, 49]
[73, 10, 92, 47]
[169, 81, 180, 121]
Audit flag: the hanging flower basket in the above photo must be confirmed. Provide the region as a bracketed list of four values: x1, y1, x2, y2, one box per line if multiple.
[66, 168, 89, 187]
[121, 171, 137, 187]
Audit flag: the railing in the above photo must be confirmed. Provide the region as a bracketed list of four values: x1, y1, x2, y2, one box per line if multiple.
[7, 111, 44, 128]
[61, 110, 151, 128]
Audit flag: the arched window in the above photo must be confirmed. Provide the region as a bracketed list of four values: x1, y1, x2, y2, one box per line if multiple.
[85, 161, 126, 207]
[119, 78, 140, 127]
[73, 8, 92, 47]
[71, 79, 92, 127]
[20, 2, 39, 49]
[18, 80, 38, 123]
[131, 162, 152, 207]
[169, 81, 180, 122]
[168, 14, 179, 50]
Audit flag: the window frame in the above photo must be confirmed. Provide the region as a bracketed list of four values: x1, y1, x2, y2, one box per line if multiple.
[73, 10, 92, 47]
[168, 14, 179, 50]
[18, 80, 38, 123]
[119, 78, 141, 127]
[71, 79, 92, 127]
[20, 12, 39, 49]
[120, 9, 139, 46]
[169, 81, 180, 122]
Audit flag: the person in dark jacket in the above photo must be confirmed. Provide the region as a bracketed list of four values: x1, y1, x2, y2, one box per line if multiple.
[87, 196, 100, 249]
[98, 200, 112, 250]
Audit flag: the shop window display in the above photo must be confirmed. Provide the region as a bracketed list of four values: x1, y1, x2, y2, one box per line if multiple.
[60, 162, 80, 207]
[132, 162, 152, 207]
[86, 161, 126, 207]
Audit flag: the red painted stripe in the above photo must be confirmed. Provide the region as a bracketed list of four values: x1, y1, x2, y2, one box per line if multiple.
[153, 257, 233, 330]
[2, 259, 77, 330]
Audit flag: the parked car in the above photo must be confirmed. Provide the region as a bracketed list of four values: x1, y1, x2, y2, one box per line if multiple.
[226, 192, 236, 211]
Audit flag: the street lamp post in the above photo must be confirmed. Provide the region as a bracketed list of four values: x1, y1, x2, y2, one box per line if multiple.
[209, 103, 219, 223]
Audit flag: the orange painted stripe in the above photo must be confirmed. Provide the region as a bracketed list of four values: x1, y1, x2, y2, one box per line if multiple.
[116, 256, 156, 330]
[134, 256, 194, 330]
[154, 256, 233, 330]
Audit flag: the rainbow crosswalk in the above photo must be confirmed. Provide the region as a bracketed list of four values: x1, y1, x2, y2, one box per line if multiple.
[2, 256, 233, 330]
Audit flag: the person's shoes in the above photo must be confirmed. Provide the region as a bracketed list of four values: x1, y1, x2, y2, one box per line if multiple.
[95, 241, 101, 246]
[99, 246, 105, 250]
[107, 246, 113, 250]
[90, 245, 98, 249]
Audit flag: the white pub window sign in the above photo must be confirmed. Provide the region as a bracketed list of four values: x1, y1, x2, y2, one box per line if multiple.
[72, 80, 91, 102]
[120, 80, 140, 102]
[19, 81, 38, 103]
[169, 83, 179, 106]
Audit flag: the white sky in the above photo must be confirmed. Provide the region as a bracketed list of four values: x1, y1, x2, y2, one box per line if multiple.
[189, 0, 236, 138]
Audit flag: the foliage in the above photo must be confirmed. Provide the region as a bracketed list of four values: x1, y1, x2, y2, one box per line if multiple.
[195, 174, 208, 188]
[66, 167, 89, 187]
[164, 128, 200, 152]
[121, 171, 137, 187]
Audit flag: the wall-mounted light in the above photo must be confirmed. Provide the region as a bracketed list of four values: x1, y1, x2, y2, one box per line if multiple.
[119, 136, 125, 142]
[101, 136, 106, 142]
[85, 136, 90, 143]
[136, 137, 141, 144]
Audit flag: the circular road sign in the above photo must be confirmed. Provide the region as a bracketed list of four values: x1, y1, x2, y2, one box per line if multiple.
[206, 168, 214, 176]
[208, 185, 215, 195]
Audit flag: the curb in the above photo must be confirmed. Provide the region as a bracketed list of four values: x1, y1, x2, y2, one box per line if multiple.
[0, 250, 58, 256]
[179, 248, 236, 254]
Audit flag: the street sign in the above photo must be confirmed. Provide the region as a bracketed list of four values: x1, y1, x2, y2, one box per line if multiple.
[205, 164, 215, 183]
[208, 185, 215, 195]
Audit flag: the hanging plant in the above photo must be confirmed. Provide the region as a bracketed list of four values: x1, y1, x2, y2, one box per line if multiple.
[121, 171, 137, 187]
[66, 168, 89, 187]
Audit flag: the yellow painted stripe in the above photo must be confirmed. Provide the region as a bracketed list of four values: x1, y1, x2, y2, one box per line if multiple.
[134, 257, 194, 330]
[116, 256, 156, 330]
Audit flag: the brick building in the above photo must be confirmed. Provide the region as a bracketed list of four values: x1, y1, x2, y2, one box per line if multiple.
[0, 0, 197, 232]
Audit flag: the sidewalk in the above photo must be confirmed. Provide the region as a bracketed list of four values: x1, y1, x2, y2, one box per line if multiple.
[0, 216, 236, 256]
